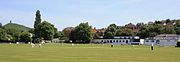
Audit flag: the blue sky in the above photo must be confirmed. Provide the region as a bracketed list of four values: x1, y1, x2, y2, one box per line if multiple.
[0, 0, 180, 30]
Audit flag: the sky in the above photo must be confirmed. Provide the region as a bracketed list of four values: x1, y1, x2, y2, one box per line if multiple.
[0, 0, 180, 31]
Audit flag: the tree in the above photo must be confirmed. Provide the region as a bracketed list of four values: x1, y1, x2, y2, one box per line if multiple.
[0, 28, 11, 42]
[115, 29, 123, 36]
[4, 28, 21, 42]
[153, 24, 164, 34]
[136, 23, 144, 27]
[54, 31, 64, 38]
[149, 32, 158, 37]
[28, 29, 34, 34]
[38, 21, 55, 40]
[137, 23, 165, 39]
[34, 10, 42, 38]
[20, 32, 32, 43]
[104, 24, 117, 38]
[0, 23, 2, 28]
[62, 27, 75, 37]
[69, 22, 93, 43]
[163, 26, 176, 34]
[120, 29, 133, 36]
[12, 32, 21, 42]
[138, 24, 151, 39]
[165, 19, 171, 23]
[175, 20, 180, 35]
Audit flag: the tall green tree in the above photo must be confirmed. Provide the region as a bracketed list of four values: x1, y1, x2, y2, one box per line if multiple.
[70, 22, 93, 43]
[104, 24, 117, 38]
[38, 21, 55, 40]
[34, 10, 42, 38]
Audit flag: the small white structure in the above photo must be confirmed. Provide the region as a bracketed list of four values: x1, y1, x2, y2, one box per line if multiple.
[92, 39, 131, 45]
[144, 39, 157, 45]
[91, 36, 140, 45]
[52, 38, 60, 43]
[42, 40, 51, 43]
[144, 34, 178, 46]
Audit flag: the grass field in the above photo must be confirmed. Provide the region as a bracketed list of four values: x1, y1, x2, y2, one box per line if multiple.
[0, 43, 180, 62]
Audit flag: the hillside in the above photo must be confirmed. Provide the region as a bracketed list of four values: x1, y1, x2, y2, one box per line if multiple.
[3, 23, 31, 32]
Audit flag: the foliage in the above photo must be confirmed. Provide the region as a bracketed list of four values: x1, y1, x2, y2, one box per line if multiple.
[104, 24, 117, 38]
[34, 10, 42, 38]
[62, 27, 75, 37]
[155, 21, 162, 24]
[115, 29, 122, 36]
[54, 31, 64, 38]
[138, 24, 160, 39]
[136, 23, 144, 27]
[69, 22, 93, 43]
[28, 29, 34, 34]
[175, 20, 180, 35]
[0, 22, 31, 42]
[138, 19, 178, 39]
[19, 32, 32, 43]
[119, 29, 133, 36]
[0, 22, 2, 28]
[0, 28, 12, 41]
[38, 21, 55, 40]
[34, 38, 42, 43]
[163, 25, 176, 34]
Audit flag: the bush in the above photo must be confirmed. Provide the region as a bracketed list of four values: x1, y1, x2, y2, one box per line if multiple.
[20, 32, 32, 43]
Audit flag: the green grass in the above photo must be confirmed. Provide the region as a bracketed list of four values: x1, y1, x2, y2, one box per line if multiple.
[0, 44, 180, 62]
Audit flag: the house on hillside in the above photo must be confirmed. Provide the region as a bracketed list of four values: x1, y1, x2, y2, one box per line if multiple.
[92, 28, 106, 34]
[144, 34, 178, 46]
[125, 23, 140, 34]
[91, 27, 106, 38]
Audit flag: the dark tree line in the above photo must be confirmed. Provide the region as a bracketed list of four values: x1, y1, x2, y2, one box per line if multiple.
[138, 19, 180, 39]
